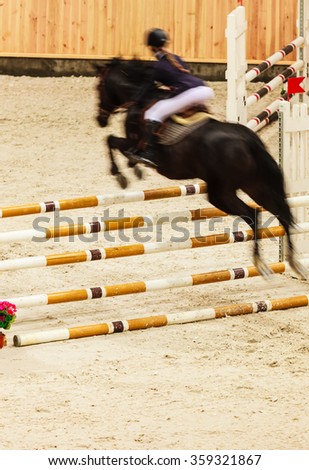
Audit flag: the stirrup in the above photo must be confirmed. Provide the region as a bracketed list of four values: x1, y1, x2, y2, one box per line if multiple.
[128, 153, 158, 168]
[124, 147, 138, 158]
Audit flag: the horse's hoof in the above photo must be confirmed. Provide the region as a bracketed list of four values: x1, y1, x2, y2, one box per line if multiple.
[134, 165, 143, 180]
[111, 165, 119, 176]
[255, 257, 274, 279]
[116, 173, 128, 189]
[259, 266, 275, 280]
[289, 259, 309, 280]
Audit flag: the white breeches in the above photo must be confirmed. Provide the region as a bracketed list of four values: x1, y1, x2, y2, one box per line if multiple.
[144, 86, 215, 122]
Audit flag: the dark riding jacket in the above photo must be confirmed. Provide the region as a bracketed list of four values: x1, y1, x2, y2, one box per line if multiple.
[135, 52, 205, 102]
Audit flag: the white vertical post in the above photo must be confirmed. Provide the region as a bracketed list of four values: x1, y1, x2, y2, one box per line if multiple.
[225, 6, 248, 123]
[299, 103, 307, 179]
[297, 0, 309, 104]
[279, 100, 309, 260]
[292, 104, 300, 181]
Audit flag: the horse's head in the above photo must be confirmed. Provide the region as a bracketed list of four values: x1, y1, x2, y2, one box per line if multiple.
[96, 58, 151, 127]
[96, 61, 118, 127]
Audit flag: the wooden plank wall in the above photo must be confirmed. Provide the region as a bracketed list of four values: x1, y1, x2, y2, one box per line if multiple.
[0, 0, 298, 62]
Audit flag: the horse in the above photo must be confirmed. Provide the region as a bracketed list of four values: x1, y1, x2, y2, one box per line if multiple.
[96, 58, 307, 280]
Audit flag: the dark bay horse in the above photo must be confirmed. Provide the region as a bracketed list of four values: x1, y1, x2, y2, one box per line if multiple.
[96, 58, 307, 279]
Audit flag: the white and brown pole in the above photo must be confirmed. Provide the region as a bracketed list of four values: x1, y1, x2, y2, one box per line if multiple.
[1, 223, 309, 271]
[6, 256, 309, 312]
[13, 294, 309, 346]
[0, 183, 207, 218]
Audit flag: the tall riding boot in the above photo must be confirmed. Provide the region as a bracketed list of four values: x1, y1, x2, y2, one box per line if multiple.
[125, 120, 161, 167]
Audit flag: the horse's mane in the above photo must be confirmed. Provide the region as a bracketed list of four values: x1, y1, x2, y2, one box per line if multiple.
[104, 57, 150, 84]
[96, 57, 170, 111]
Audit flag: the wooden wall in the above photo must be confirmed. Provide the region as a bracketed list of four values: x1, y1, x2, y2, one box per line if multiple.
[0, 0, 298, 62]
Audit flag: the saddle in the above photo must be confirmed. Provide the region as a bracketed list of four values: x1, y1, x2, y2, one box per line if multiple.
[158, 104, 213, 145]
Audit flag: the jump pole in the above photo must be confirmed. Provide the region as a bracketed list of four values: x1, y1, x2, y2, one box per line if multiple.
[13, 293, 309, 346]
[0, 182, 207, 219]
[244, 63, 303, 130]
[226, 1, 308, 129]
[245, 37, 305, 82]
[1, 194, 309, 269]
[247, 97, 287, 130]
[1, 193, 309, 246]
[5, 253, 309, 314]
[246, 60, 304, 108]
[0, 222, 277, 272]
[0, 206, 229, 244]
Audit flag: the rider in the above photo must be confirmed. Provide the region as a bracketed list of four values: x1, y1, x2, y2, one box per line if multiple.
[125, 28, 215, 167]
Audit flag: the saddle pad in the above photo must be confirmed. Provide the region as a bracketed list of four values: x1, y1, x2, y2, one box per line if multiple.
[171, 111, 213, 125]
[159, 116, 213, 146]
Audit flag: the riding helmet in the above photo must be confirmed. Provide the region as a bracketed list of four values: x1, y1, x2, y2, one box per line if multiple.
[146, 28, 169, 47]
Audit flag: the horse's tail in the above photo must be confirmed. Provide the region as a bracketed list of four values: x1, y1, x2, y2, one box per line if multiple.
[248, 134, 295, 228]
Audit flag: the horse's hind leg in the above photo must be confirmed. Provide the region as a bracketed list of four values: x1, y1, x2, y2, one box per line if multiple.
[245, 186, 308, 280]
[207, 185, 273, 277]
[283, 226, 308, 279]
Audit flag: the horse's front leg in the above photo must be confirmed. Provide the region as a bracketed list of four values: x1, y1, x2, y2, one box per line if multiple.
[106, 134, 127, 175]
[106, 134, 131, 188]
[106, 134, 143, 188]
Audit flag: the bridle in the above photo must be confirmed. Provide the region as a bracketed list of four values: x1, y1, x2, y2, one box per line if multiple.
[97, 68, 117, 119]
[98, 65, 139, 123]
[98, 66, 134, 120]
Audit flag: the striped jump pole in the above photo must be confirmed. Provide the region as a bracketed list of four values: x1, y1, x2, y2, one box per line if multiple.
[0, 182, 207, 219]
[245, 37, 304, 82]
[1, 222, 309, 272]
[247, 97, 287, 130]
[246, 60, 303, 107]
[246, 92, 289, 131]
[0, 205, 229, 244]
[1, 193, 309, 246]
[13, 293, 309, 346]
[226, 2, 307, 130]
[5, 252, 309, 314]
[250, 109, 282, 132]
[0, 219, 269, 271]
[1, 196, 309, 268]
[245, 59, 304, 131]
